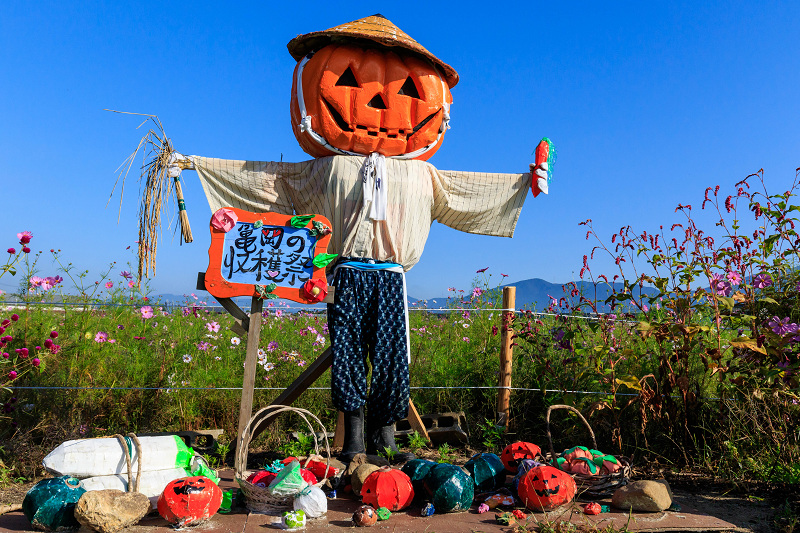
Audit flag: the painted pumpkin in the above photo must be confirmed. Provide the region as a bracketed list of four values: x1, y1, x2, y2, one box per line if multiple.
[518, 465, 576, 511]
[352, 504, 378, 527]
[361, 466, 414, 511]
[422, 463, 474, 513]
[400, 458, 436, 494]
[291, 43, 452, 160]
[157, 476, 222, 527]
[501, 441, 542, 473]
[464, 453, 506, 492]
[22, 476, 86, 531]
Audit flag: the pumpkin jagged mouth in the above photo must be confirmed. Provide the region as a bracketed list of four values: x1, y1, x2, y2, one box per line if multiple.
[534, 486, 560, 497]
[323, 98, 440, 140]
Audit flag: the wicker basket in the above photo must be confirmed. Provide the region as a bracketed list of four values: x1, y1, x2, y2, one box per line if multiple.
[235, 405, 332, 514]
[545, 404, 631, 499]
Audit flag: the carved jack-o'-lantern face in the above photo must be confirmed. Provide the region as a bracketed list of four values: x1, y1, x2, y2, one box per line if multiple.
[157, 476, 223, 528]
[518, 465, 576, 511]
[291, 44, 452, 160]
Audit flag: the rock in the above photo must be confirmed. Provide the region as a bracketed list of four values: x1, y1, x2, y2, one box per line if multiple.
[74, 490, 150, 533]
[612, 480, 672, 512]
[351, 464, 381, 496]
[346, 454, 389, 476]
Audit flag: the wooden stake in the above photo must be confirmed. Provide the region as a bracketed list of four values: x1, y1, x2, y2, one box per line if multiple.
[236, 297, 263, 453]
[497, 286, 516, 428]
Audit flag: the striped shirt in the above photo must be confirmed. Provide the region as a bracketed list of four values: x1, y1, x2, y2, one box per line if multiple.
[192, 155, 529, 272]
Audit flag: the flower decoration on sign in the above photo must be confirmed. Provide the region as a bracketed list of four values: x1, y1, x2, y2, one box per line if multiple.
[210, 208, 238, 232]
[253, 220, 264, 228]
[290, 214, 315, 228]
[309, 220, 331, 237]
[255, 283, 279, 300]
[303, 279, 327, 303]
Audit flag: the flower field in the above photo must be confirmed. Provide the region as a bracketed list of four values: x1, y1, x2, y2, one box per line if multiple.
[1, 169, 799, 485]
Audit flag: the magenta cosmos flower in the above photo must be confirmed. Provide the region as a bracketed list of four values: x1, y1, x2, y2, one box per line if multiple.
[139, 306, 154, 319]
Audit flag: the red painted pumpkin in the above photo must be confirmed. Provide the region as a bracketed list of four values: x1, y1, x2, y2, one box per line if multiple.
[360, 466, 414, 511]
[290, 43, 452, 160]
[517, 465, 576, 511]
[157, 476, 222, 527]
[501, 442, 542, 473]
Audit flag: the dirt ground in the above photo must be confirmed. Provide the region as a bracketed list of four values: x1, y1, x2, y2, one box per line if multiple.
[2, 471, 797, 532]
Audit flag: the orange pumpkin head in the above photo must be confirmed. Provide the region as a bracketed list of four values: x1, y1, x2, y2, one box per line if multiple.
[287, 14, 458, 161]
[291, 43, 452, 160]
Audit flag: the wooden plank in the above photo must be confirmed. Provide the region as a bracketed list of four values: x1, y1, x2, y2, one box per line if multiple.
[497, 286, 516, 428]
[249, 347, 333, 440]
[236, 297, 264, 452]
[406, 400, 431, 443]
[332, 411, 345, 448]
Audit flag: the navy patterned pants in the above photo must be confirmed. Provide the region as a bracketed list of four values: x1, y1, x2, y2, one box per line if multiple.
[328, 266, 409, 427]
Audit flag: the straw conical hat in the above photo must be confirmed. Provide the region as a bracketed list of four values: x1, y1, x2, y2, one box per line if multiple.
[287, 14, 458, 88]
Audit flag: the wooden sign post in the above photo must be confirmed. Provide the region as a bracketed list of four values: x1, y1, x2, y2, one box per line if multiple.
[497, 286, 516, 428]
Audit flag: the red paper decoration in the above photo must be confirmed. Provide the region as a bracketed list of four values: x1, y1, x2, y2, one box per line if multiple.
[361, 466, 414, 511]
[299, 467, 318, 485]
[518, 465, 576, 511]
[157, 476, 223, 527]
[290, 44, 452, 160]
[500, 442, 542, 473]
[246, 470, 277, 487]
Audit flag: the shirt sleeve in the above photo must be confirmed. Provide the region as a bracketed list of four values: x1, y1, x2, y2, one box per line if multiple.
[431, 167, 530, 237]
[192, 156, 311, 214]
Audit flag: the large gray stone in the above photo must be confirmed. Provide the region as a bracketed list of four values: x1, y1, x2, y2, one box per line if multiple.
[74, 490, 150, 533]
[612, 479, 673, 512]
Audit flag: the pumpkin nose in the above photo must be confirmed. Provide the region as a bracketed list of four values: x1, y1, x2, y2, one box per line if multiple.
[367, 94, 387, 109]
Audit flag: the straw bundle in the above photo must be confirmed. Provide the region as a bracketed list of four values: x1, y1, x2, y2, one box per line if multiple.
[109, 111, 193, 281]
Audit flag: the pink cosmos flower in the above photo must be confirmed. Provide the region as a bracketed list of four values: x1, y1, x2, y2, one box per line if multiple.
[726, 271, 742, 284]
[94, 332, 108, 343]
[17, 231, 32, 244]
[462, 336, 470, 343]
[267, 341, 278, 352]
[105, 281, 113, 289]
[476, 267, 489, 273]
[472, 287, 484, 299]
[128, 280, 136, 288]
[753, 273, 773, 289]
[139, 306, 154, 319]
[120, 270, 132, 279]
[205, 321, 220, 333]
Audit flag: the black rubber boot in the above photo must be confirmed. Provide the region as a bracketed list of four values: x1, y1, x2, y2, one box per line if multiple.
[339, 407, 366, 463]
[367, 423, 415, 464]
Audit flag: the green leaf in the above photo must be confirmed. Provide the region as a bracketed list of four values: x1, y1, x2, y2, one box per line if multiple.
[312, 253, 338, 268]
[290, 215, 315, 228]
[615, 375, 642, 391]
[759, 297, 778, 305]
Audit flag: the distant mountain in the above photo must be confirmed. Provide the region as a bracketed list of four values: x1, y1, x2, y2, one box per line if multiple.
[409, 278, 659, 314]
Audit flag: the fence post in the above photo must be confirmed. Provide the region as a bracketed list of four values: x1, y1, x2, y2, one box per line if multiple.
[497, 286, 515, 428]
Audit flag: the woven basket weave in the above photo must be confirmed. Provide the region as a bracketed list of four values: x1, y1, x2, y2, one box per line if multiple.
[545, 404, 631, 499]
[235, 405, 331, 514]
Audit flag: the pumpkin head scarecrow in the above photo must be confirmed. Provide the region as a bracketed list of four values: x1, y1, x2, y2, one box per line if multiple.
[166, 14, 550, 463]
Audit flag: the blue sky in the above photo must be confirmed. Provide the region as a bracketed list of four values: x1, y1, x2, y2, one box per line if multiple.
[1, 1, 799, 300]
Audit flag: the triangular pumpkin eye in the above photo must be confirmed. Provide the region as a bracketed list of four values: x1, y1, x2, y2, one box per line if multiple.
[336, 67, 359, 87]
[398, 77, 420, 99]
[551, 474, 558, 478]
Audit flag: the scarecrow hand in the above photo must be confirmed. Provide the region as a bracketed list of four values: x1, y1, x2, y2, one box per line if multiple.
[530, 162, 549, 196]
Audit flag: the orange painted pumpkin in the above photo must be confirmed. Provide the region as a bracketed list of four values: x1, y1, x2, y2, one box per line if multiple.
[501, 441, 542, 473]
[291, 44, 452, 160]
[517, 465, 576, 511]
[157, 476, 222, 527]
[360, 466, 414, 511]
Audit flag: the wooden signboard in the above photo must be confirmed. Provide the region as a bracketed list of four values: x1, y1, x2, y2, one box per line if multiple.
[204, 208, 335, 303]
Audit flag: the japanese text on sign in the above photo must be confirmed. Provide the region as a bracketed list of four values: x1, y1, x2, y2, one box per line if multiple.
[221, 222, 316, 287]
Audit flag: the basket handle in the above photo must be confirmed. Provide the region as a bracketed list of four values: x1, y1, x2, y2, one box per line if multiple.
[545, 404, 597, 458]
[235, 405, 331, 481]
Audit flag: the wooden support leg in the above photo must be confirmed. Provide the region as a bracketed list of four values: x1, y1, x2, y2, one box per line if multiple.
[332, 411, 345, 448]
[406, 400, 431, 444]
[236, 297, 263, 453]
